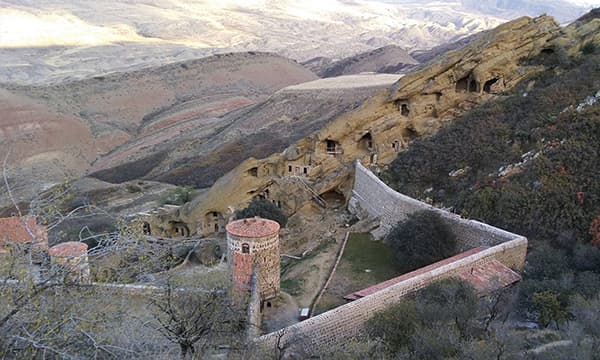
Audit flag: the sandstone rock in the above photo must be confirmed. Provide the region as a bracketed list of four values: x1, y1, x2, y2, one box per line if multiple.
[153, 16, 579, 238]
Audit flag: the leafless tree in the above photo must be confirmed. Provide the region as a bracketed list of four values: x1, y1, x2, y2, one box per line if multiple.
[148, 279, 246, 359]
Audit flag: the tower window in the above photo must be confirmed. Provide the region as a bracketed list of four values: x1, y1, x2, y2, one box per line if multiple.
[242, 243, 250, 254]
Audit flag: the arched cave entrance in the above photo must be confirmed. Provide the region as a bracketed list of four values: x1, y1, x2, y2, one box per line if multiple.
[172, 222, 190, 238]
[483, 78, 499, 93]
[319, 190, 346, 209]
[359, 132, 374, 152]
[456, 74, 478, 93]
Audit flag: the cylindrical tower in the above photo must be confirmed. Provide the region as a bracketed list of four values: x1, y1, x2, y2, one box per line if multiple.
[226, 217, 280, 300]
[48, 242, 90, 284]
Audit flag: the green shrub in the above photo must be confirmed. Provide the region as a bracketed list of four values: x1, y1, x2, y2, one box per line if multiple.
[160, 186, 195, 205]
[533, 291, 568, 329]
[234, 198, 288, 227]
[366, 300, 419, 352]
[366, 279, 477, 357]
[386, 210, 457, 273]
[125, 184, 142, 193]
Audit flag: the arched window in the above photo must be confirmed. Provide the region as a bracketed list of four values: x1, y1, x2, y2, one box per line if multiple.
[242, 243, 250, 254]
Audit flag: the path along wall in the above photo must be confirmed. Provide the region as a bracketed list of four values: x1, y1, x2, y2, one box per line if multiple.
[254, 161, 527, 354]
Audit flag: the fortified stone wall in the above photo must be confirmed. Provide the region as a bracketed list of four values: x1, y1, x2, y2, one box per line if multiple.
[254, 162, 527, 354]
[348, 161, 516, 250]
[255, 238, 526, 353]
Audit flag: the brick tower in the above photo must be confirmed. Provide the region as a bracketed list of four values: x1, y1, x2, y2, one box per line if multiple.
[226, 217, 280, 300]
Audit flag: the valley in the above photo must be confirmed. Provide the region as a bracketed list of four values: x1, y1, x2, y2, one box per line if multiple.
[1, 1, 600, 358]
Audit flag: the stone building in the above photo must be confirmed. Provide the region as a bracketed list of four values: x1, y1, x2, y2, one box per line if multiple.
[226, 217, 280, 301]
[48, 241, 91, 284]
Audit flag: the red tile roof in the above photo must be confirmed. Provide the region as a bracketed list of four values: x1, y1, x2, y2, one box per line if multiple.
[0, 216, 48, 250]
[226, 217, 280, 238]
[457, 260, 521, 294]
[344, 247, 488, 301]
[48, 242, 88, 257]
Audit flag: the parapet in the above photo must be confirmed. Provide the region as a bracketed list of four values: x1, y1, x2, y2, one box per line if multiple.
[226, 217, 280, 239]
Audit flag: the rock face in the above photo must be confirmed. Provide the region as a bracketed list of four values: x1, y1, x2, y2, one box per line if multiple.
[0, 52, 316, 207]
[152, 15, 564, 238]
[307, 45, 419, 78]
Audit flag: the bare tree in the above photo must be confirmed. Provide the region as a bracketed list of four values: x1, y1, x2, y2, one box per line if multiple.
[148, 280, 246, 359]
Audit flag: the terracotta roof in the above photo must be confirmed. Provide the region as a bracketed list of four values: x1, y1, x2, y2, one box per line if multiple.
[0, 216, 47, 247]
[457, 260, 521, 295]
[344, 247, 488, 301]
[48, 242, 88, 257]
[226, 217, 280, 238]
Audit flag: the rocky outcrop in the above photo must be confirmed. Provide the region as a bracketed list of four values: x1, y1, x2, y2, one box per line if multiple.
[151, 15, 563, 238]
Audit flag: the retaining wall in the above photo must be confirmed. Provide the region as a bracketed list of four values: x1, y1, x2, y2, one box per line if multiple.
[254, 162, 527, 354]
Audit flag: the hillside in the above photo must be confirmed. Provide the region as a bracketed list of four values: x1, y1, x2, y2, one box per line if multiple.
[149, 14, 567, 239]
[0, 52, 316, 208]
[304, 45, 419, 78]
[89, 74, 401, 187]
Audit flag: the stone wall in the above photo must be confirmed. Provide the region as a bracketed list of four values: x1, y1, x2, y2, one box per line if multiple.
[246, 272, 262, 340]
[254, 162, 527, 354]
[348, 161, 516, 250]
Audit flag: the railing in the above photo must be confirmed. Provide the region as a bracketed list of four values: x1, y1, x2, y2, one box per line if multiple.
[289, 176, 327, 208]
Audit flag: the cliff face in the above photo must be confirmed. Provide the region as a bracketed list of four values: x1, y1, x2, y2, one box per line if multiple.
[151, 15, 572, 238]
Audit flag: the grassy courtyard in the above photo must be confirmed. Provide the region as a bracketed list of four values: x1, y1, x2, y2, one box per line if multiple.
[314, 233, 401, 313]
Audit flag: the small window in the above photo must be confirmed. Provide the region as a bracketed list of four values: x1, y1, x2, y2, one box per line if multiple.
[326, 140, 337, 153]
[214, 223, 219, 232]
[401, 104, 409, 116]
[288, 165, 292, 172]
[242, 243, 250, 254]
[303, 167, 308, 175]
[142, 222, 151, 235]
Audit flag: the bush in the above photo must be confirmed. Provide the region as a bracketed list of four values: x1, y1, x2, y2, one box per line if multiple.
[235, 198, 288, 227]
[582, 42, 596, 55]
[366, 279, 478, 357]
[366, 300, 419, 352]
[524, 244, 570, 280]
[386, 210, 457, 273]
[160, 186, 195, 205]
[533, 291, 568, 329]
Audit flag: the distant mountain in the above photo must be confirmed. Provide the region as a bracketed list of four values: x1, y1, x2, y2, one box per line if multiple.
[304, 45, 419, 78]
[460, 0, 591, 22]
[0, 0, 507, 84]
